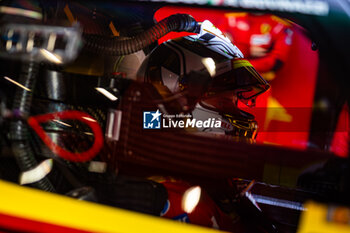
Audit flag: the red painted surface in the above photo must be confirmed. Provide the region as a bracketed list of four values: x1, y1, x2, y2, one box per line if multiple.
[0, 212, 91, 233]
[252, 25, 319, 149]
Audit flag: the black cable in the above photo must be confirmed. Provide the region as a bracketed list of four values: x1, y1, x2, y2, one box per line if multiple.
[9, 61, 55, 192]
[84, 14, 199, 56]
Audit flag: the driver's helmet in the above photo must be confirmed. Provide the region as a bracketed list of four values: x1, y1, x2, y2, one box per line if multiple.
[137, 20, 270, 139]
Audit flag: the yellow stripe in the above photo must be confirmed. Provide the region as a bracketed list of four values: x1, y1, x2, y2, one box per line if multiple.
[270, 15, 291, 27]
[224, 12, 247, 18]
[109, 21, 120, 37]
[64, 4, 76, 25]
[232, 59, 253, 69]
[0, 180, 225, 233]
[298, 202, 350, 233]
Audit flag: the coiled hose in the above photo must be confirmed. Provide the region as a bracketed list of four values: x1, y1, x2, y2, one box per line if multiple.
[84, 14, 199, 56]
[10, 62, 55, 192]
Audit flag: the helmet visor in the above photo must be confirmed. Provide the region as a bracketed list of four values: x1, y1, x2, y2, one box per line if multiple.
[208, 58, 270, 106]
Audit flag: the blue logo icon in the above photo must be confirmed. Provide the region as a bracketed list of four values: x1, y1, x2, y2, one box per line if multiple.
[143, 110, 161, 129]
[173, 213, 190, 223]
[160, 200, 170, 216]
